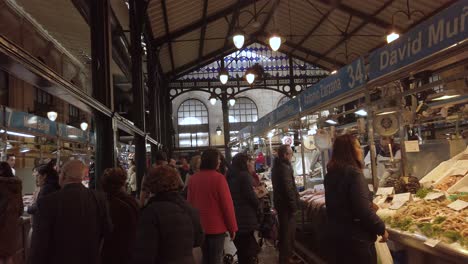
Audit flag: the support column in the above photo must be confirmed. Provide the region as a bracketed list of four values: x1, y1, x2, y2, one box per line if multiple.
[221, 92, 231, 161]
[130, 0, 146, 194]
[90, 0, 115, 188]
[147, 49, 158, 163]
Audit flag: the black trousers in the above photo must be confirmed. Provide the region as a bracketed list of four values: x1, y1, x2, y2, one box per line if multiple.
[202, 233, 225, 264]
[277, 209, 296, 263]
[328, 238, 377, 264]
[233, 231, 258, 264]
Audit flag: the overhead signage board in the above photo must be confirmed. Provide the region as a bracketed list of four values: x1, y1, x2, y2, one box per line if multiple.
[252, 112, 273, 135]
[299, 57, 366, 112]
[272, 96, 300, 126]
[368, 0, 468, 81]
[58, 124, 88, 143]
[6, 107, 57, 136]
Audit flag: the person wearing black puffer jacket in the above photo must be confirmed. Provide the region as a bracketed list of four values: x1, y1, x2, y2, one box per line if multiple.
[227, 153, 259, 264]
[325, 134, 388, 264]
[133, 165, 204, 264]
[271, 145, 299, 264]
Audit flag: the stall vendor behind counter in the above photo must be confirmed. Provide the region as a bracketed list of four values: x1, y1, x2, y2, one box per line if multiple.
[364, 136, 401, 186]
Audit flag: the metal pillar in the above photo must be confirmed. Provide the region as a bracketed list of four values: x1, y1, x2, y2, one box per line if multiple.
[130, 0, 146, 193]
[90, 0, 115, 187]
[147, 48, 159, 164]
[221, 92, 231, 161]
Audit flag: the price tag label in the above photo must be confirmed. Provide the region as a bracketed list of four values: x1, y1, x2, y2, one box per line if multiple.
[376, 187, 394, 196]
[424, 238, 440, 247]
[404, 140, 420, 152]
[447, 200, 468, 211]
[390, 193, 412, 210]
[424, 192, 445, 201]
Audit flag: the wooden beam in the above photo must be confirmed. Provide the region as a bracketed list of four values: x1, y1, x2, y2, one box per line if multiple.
[198, 0, 209, 60]
[152, 0, 261, 47]
[223, 2, 241, 49]
[316, 0, 403, 32]
[169, 40, 255, 80]
[256, 32, 343, 68]
[289, 8, 333, 54]
[314, 0, 397, 64]
[258, 0, 280, 34]
[161, 0, 175, 72]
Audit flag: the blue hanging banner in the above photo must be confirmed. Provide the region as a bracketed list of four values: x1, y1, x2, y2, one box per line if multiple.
[58, 124, 89, 143]
[252, 112, 274, 135]
[6, 107, 57, 136]
[368, 0, 468, 81]
[299, 57, 366, 112]
[272, 96, 300, 125]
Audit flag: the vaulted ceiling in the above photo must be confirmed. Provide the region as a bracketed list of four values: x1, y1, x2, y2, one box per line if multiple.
[146, 0, 455, 80]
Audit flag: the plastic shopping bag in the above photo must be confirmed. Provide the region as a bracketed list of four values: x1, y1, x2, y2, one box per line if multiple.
[375, 241, 393, 264]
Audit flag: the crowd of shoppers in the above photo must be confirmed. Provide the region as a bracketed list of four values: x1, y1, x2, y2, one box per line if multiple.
[0, 134, 389, 264]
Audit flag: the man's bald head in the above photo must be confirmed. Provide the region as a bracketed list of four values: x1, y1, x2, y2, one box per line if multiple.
[60, 160, 87, 186]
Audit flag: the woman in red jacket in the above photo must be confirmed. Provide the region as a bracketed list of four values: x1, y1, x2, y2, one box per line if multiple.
[187, 148, 238, 264]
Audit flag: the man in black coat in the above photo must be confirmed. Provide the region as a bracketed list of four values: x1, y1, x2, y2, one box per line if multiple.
[271, 145, 300, 264]
[29, 160, 112, 264]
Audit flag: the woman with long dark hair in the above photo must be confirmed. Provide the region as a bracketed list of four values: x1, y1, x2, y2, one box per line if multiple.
[324, 134, 388, 264]
[227, 153, 259, 264]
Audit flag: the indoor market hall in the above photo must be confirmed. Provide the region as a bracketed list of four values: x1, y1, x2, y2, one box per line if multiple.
[0, 0, 467, 263]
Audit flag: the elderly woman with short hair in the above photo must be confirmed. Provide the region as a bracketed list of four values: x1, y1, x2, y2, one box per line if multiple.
[133, 165, 204, 264]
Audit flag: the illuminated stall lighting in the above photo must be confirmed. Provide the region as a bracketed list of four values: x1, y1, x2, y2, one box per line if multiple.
[355, 109, 368, 116]
[386, 32, 399, 43]
[0, 130, 35, 138]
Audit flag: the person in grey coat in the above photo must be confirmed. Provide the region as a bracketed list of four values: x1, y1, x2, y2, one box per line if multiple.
[28, 160, 112, 264]
[227, 153, 259, 264]
[271, 145, 299, 264]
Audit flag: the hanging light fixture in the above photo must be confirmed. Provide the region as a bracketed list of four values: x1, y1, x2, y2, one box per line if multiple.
[47, 111, 58, 121]
[219, 68, 229, 84]
[330, 70, 337, 75]
[229, 96, 236, 107]
[232, 30, 245, 49]
[386, 32, 399, 43]
[216, 126, 222, 136]
[245, 68, 255, 84]
[269, 33, 282, 51]
[80, 121, 88, 131]
[209, 94, 217, 105]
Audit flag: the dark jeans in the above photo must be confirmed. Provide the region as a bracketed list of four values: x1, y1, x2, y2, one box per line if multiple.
[202, 233, 225, 264]
[277, 209, 296, 263]
[233, 231, 259, 264]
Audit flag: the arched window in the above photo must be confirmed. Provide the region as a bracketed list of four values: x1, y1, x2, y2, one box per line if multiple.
[277, 96, 290, 107]
[228, 97, 258, 135]
[229, 97, 258, 123]
[177, 99, 209, 148]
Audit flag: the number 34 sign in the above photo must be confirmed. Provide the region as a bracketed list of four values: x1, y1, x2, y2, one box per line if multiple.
[300, 57, 366, 111]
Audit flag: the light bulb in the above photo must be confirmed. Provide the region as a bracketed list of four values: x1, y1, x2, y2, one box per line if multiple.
[47, 111, 58, 121]
[331, 70, 337, 74]
[233, 33, 245, 49]
[229, 98, 236, 107]
[386, 32, 399, 43]
[210, 98, 217, 105]
[216, 126, 222, 136]
[219, 72, 228, 84]
[80, 121, 88, 131]
[246, 72, 255, 84]
[269, 34, 282, 51]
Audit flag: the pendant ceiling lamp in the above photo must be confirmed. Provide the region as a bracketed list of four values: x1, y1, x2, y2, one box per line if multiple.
[47, 111, 58, 121]
[80, 121, 88, 131]
[269, 33, 282, 51]
[229, 96, 236, 107]
[219, 68, 229, 84]
[245, 68, 255, 84]
[233, 30, 245, 49]
[209, 94, 217, 105]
